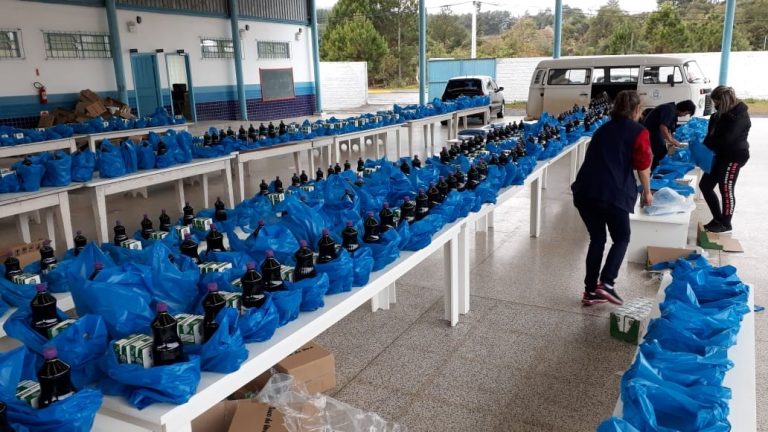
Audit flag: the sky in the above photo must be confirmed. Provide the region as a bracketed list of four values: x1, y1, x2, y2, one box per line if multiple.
[314, 0, 659, 15]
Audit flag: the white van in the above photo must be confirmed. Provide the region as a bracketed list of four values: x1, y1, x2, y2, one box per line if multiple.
[526, 55, 712, 119]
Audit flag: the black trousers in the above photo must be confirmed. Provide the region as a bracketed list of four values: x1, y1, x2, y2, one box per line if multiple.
[699, 158, 746, 227]
[576, 199, 631, 291]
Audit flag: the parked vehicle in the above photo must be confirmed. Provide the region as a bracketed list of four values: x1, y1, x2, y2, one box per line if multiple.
[526, 55, 712, 119]
[442, 75, 506, 119]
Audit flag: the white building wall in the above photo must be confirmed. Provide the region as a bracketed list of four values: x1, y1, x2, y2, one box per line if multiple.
[320, 62, 368, 109]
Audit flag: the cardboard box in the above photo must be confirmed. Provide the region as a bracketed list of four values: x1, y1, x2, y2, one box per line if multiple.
[85, 100, 107, 118]
[229, 370, 272, 400]
[697, 223, 743, 252]
[198, 262, 233, 274]
[220, 291, 242, 310]
[192, 400, 290, 432]
[114, 333, 154, 368]
[646, 246, 697, 270]
[610, 298, 654, 344]
[274, 342, 335, 394]
[79, 89, 101, 103]
[37, 113, 54, 129]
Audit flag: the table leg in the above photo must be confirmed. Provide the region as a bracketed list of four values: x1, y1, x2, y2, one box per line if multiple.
[422, 125, 429, 157]
[530, 176, 542, 238]
[389, 281, 397, 304]
[233, 160, 245, 203]
[202, 173, 210, 207]
[487, 209, 495, 229]
[569, 146, 579, 184]
[223, 161, 235, 208]
[444, 235, 460, 326]
[396, 128, 402, 159]
[475, 215, 488, 233]
[430, 122, 436, 156]
[174, 180, 186, 213]
[370, 284, 391, 311]
[307, 149, 315, 178]
[408, 125, 414, 158]
[57, 192, 75, 250]
[43, 209, 55, 250]
[92, 188, 109, 245]
[15, 213, 31, 243]
[293, 151, 302, 174]
[542, 167, 549, 190]
[458, 224, 470, 315]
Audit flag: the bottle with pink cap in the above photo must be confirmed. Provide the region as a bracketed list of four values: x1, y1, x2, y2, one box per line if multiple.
[151, 302, 184, 366]
[202, 283, 225, 342]
[293, 240, 316, 282]
[317, 228, 337, 263]
[363, 212, 381, 243]
[38, 346, 75, 408]
[179, 233, 200, 263]
[31, 283, 61, 339]
[341, 221, 360, 252]
[205, 223, 226, 253]
[88, 262, 103, 281]
[140, 214, 154, 239]
[113, 220, 128, 246]
[379, 202, 396, 232]
[241, 261, 265, 308]
[260, 250, 284, 292]
[39, 239, 57, 274]
[73, 230, 88, 256]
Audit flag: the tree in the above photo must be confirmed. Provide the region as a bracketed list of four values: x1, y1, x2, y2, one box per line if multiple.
[644, 2, 689, 53]
[688, 9, 751, 52]
[428, 7, 469, 54]
[736, 0, 768, 50]
[320, 16, 389, 81]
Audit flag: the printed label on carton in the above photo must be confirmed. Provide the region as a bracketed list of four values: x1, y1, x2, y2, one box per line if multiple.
[120, 239, 142, 250]
[47, 318, 77, 339]
[12, 273, 41, 285]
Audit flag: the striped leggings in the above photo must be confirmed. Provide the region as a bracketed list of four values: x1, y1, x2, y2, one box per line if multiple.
[699, 159, 745, 226]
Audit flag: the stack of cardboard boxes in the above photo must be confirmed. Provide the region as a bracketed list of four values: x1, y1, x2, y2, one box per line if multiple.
[39, 89, 135, 128]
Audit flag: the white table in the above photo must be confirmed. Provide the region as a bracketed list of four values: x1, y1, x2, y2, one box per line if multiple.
[613, 273, 756, 432]
[85, 155, 235, 244]
[626, 174, 697, 264]
[232, 141, 314, 203]
[97, 217, 466, 432]
[332, 124, 402, 163]
[454, 105, 491, 130]
[82, 125, 189, 152]
[0, 185, 80, 251]
[403, 113, 456, 158]
[0, 137, 77, 159]
[311, 136, 335, 172]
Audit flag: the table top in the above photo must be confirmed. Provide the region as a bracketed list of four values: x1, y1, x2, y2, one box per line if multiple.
[333, 123, 403, 141]
[630, 174, 698, 224]
[405, 112, 456, 125]
[0, 138, 77, 159]
[78, 124, 189, 140]
[236, 140, 314, 162]
[0, 184, 82, 206]
[85, 154, 235, 188]
[456, 106, 491, 115]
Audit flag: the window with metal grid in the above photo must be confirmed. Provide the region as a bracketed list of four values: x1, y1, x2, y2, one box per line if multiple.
[257, 41, 290, 60]
[43, 31, 111, 59]
[0, 29, 22, 59]
[200, 37, 234, 59]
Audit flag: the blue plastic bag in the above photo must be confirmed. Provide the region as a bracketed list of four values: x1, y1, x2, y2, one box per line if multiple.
[185, 308, 248, 373]
[0, 346, 102, 432]
[291, 272, 329, 312]
[365, 227, 401, 271]
[270, 285, 302, 326]
[597, 417, 641, 432]
[15, 161, 45, 191]
[3, 309, 108, 387]
[145, 243, 200, 313]
[350, 247, 374, 287]
[71, 149, 96, 182]
[241, 223, 300, 265]
[402, 214, 445, 251]
[639, 340, 732, 387]
[238, 294, 280, 343]
[274, 195, 328, 248]
[136, 141, 157, 170]
[100, 348, 201, 410]
[121, 139, 138, 174]
[315, 248, 354, 295]
[0, 170, 20, 193]
[98, 140, 127, 178]
[0, 265, 40, 307]
[42, 151, 72, 187]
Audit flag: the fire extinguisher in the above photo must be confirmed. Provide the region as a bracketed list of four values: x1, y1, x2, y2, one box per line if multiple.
[34, 81, 48, 104]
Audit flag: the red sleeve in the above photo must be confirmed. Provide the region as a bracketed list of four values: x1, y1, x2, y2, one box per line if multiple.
[632, 128, 652, 170]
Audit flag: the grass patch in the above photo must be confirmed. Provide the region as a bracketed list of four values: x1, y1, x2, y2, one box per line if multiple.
[505, 101, 527, 110]
[744, 99, 768, 114]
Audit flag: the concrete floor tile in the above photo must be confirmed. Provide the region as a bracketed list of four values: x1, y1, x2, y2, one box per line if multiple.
[332, 378, 414, 422]
[394, 319, 473, 355]
[455, 328, 549, 371]
[399, 397, 503, 432]
[354, 342, 451, 394]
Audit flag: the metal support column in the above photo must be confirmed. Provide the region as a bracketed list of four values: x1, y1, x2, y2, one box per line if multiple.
[418, 0, 426, 105]
[228, 0, 248, 120]
[719, 0, 737, 85]
[553, 0, 563, 59]
[309, 0, 323, 113]
[105, 0, 128, 103]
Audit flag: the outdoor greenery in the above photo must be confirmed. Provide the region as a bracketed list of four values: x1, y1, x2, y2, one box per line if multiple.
[318, 0, 768, 87]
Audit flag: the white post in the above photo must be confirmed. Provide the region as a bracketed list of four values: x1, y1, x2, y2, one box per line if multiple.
[471, 1, 479, 59]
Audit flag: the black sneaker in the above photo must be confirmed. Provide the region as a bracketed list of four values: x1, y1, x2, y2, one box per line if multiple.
[596, 283, 623, 305]
[706, 221, 732, 234]
[703, 219, 720, 231]
[582, 291, 608, 306]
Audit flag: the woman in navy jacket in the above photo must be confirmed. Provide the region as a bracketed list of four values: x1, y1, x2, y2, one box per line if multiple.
[700, 86, 751, 233]
[571, 90, 653, 306]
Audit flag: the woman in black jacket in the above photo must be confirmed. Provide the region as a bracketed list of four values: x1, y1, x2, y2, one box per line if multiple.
[700, 86, 751, 233]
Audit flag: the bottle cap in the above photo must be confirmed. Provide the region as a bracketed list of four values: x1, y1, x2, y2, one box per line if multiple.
[265, 250, 274, 258]
[76, 230, 82, 235]
[94, 262, 103, 270]
[185, 201, 190, 206]
[115, 220, 121, 225]
[383, 202, 389, 208]
[42, 347, 58, 360]
[404, 196, 411, 202]
[210, 223, 217, 230]
[418, 188, 425, 193]
[156, 302, 168, 313]
[346, 221, 354, 227]
[439, 176, 445, 181]
[207, 282, 218, 292]
[161, 209, 167, 214]
[217, 196, 221, 201]
[367, 211, 374, 217]
[276, 176, 280, 180]
[322, 228, 330, 235]
[247, 261, 256, 270]
[300, 240, 307, 247]
[43, 239, 51, 246]
[258, 220, 265, 227]
[36, 283, 48, 293]
[184, 233, 192, 240]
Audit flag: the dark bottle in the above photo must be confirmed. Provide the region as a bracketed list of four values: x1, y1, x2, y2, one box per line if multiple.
[179, 233, 200, 264]
[0, 401, 11, 432]
[342, 188, 355, 204]
[399, 160, 410, 175]
[89, 262, 103, 280]
[226, 126, 235, 137]
[39, 239, 57, 274]
[37, 347, 75, 408]
[315, 167, 324, 181]
[203, 131, 211, 146]
[258, 123, 267, 138]
[74, 230, 88, 256]
[334, 163, 342, 174]
[218, 129, 227, 142]
[400, 196, 416, 224]
[477, 160, 489, 178]
[446, 174, 458, 191]
[241, 261, 265, 309]
[327, 165, 334, 178]
[454, 169, 467, 191]
[278, 120, 287, 136]
[499, 151, 509, 165]
[293, 240, 317, 282]
[291, 173, 301, 187]
[182, 202, 195, 226]
[22, 157, 33, 166]
[248, 123, 257, 141]
[489, 154, 500, 166]
[274, 176, 284, 194]
[4, 255, 22, 282]
[202, 282, 225, 343]
[357, 158, 365, 173]
[341, 221, 360, 253]
[237, 125, 247, 141]
[299, 170, 309, 184]
[449, 144, 459, 158]
[260, 250, 284, 292]
[205, 224, 226, 253]
[363, 212, 381, 243]
[412, 155, 422, 169]
[379, 202, 396, 232]
[440, 147, 451, 163]
[140, 214, 154, 239]
[267, 122, 276, 138]
[317, 229, 337, 263]
[259, 179, 269, 195]
[113, 220, 128, 246]
[460, 140, 470, 156]
[427, 182, 442, 208]
[151, 302, 184, 366]
[158, 209, 172, 232]
[343, 160, 351, 171]
[214, 197, 227, 222]
[437, 176, 449, 198]
[210, 131, 219, 146]
[251, 220, 266, 240]
[415, 188, 429, 221]
[467, 165, 480, 190]
[31, 283, 61, 339]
